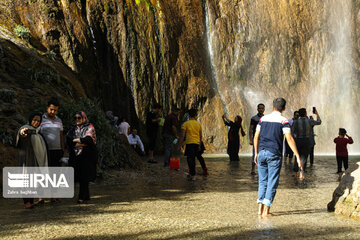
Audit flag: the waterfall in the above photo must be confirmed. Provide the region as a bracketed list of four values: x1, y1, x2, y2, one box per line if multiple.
[128, 29, 139, 115]
[308, 0, 358, 153]
[124, 3, 139, 115]
[152, 5, 166, 110]
[86, 5, 97, 56]
[129, 55, 138, 114]
[204, 0, 229, 118]
[89, 27, 97, 55]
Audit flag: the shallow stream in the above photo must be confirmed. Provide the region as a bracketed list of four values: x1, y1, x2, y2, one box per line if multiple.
[1, 155, 360, 239]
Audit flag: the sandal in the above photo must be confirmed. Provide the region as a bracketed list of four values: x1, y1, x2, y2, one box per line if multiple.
[77, 199, 88, 204]
[51, 198, 61, 204]
[34, 199, 45, 207]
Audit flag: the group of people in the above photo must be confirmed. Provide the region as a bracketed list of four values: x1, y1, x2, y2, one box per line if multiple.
[243, 97, 354, 217]
[144, 104, 207, 180]
[224, 102, 323, 178]
[17, 96, 354, 216]
[17, 98, 97, 208]
[106, 112, 146, 156]
[282, 107, 322, 176]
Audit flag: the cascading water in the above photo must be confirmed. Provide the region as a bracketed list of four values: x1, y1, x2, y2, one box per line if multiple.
[124, 3, 139, 115]
[204, 0, 229, 118]
[129, 56, 138, 114]
[308, 0, 359, 153]
[86, 5, 97, 56]
[152, 5, 166, 110]
[202, 0, 360, 153]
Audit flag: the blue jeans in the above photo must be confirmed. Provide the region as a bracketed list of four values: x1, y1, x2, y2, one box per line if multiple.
[257, 149, 282, 207]
[163, 133, 175, 165]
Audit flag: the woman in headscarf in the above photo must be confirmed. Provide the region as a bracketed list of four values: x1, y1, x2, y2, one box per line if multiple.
[16, 112, 48, 209]
[66, 111, 97, 204]
[222, 114, 246, 161]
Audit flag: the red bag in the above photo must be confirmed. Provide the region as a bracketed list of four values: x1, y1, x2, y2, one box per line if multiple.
[170, 157, 180, 169]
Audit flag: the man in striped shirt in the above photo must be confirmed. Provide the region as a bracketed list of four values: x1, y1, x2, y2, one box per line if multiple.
[254, 98, 303, 217]
[39, 98, 65, 167]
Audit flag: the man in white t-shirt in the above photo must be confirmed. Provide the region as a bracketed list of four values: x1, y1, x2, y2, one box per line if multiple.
[118, 117, 130, 138]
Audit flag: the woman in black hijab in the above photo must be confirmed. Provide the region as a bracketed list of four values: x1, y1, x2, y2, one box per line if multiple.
[222, 114, 246, 161]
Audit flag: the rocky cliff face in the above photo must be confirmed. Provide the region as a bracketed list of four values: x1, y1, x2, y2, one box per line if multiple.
[1, 0, 360, 153]
[206, 0, 360, 152]
[328, 163, 360, 220]
[0, 0, 220, 149]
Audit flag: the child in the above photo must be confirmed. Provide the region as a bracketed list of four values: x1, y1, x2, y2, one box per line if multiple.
[334, 128, 353, 173]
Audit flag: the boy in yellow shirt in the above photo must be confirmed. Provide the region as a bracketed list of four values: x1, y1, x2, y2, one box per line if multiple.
[179, 109, 207, 180]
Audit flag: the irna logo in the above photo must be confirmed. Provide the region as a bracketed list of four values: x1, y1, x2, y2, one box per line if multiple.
[8, 172, 69, 188]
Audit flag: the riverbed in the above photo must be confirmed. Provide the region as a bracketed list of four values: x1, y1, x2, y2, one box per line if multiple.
[1, 155, 360, 239]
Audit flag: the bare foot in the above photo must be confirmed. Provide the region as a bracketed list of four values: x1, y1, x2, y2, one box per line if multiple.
[258, 203, 264, 215]
[262, 212, 278, 217]
[262, 206, 277, 217]
[299, 172, 305, 180]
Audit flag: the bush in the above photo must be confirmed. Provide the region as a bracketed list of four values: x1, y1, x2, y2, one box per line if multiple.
[45, 50, 56, 60]
[104, 1, 111, 14]
[58, 98, 136, 169]
[0, 128, 15, 145]
[14, 25, 30, 41]
[0, 89, 15, 103]
[31, 68, 60, 83]
[135, 0, 152, 11]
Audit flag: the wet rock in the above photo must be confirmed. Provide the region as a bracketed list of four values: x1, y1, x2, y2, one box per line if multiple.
[328, 162, 360, 220]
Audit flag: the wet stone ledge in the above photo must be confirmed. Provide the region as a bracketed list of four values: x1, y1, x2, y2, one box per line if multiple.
[328, 162, 360, 220]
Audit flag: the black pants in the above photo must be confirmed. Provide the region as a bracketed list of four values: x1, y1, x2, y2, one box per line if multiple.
[79, 181, 90, 201]
[336, 156, 348, 173]
[131, 145, 144, 156]
[147, 130, 158, 151]
[227, 140, 240, 161]
[309, 146, 314, 165]
[196, 152, 207, 170]
[293, 138, 311, 172]
[284, 139, 294, 158]
[185, 144, 202, 176]
[48, 150, 63, 167]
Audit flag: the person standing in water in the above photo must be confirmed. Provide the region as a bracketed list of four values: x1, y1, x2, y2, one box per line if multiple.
[249, 103, 265, 174]
[222, 114, 246, 161]
[284, 111, 299, 162]
[254, 98, 303, 217]
[146, 103, 162, 163]
[179, 109, 207, 180]
[334, 128, 353, 174]
[308, 108, 322, 167]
